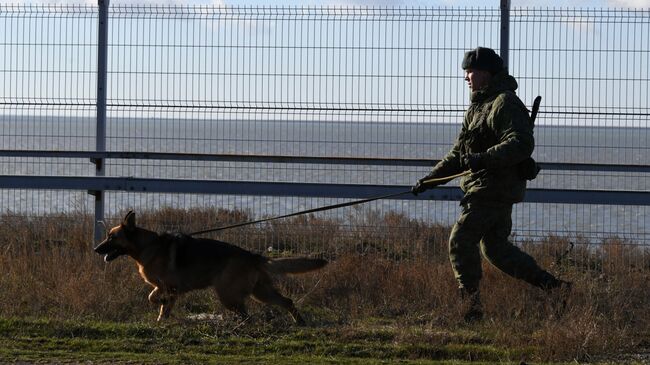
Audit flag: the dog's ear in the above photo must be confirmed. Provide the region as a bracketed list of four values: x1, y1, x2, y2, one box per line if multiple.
[123, 210, 136, 231]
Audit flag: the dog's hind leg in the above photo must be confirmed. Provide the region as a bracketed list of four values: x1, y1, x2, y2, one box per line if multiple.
[252, 275, 305, 325]
[214, 265, 256, 321]
[215, 289, 249, 320]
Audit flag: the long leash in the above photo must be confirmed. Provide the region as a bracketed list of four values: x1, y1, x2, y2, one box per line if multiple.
[189, 170, 470, 236]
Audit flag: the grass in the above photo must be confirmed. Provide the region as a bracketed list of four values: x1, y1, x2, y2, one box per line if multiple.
[1, 208, 649, 364]
[0, 316, 538, 364]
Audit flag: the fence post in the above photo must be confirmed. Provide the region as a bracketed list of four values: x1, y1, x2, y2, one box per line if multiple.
[500, 0, 510, 71]
[93, 0, 109, 244]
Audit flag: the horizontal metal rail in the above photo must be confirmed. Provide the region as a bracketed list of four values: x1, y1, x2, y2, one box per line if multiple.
[0, 150, 436, 167]
[2, 150, 650, 172]
[0, 175, 648, 206]
[1, 102, 648, 117]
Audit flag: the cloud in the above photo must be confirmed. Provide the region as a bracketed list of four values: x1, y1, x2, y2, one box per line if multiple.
[111, 0, 225, 4]
[4, 0, 648, 9]
[607, 0, 650, 7]
[5, 0, 95, 4]
[4, 0, 225, 5]
[322, 0, 427, 5]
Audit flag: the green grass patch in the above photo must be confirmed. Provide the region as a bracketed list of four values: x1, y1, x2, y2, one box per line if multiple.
[0, 316, 536, 365]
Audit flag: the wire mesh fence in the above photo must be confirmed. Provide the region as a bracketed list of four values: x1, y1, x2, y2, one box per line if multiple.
[509, 7, 650, 249]
[0, 5, 649, 267]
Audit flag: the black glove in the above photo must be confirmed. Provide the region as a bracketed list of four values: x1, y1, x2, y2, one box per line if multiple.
[411, 179, 427, 196]
[462, 153, 486, 173]
[411, 177, 442, 196]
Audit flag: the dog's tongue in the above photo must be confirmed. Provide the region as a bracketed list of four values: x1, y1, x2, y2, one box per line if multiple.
[104, 251, 120, 262]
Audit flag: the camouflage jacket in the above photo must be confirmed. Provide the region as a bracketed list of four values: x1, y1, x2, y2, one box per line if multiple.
[425, 71, 534, 205]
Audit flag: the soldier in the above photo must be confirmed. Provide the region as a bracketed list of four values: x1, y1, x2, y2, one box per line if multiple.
[412, 47, 569, 322]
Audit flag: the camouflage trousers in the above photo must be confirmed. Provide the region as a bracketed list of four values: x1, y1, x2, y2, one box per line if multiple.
[449, 201, 557, 292]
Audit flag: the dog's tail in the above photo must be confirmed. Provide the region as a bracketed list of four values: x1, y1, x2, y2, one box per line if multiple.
[266, 258, 328, 274]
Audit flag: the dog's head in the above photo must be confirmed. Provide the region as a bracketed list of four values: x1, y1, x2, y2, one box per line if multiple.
[94, 210, 138, 262]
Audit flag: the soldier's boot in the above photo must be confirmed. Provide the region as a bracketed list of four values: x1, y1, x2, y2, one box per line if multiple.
[536, 271, 571, 292]
[536, 271, 572, 293]
[536, 271, 572, 317]
[460, 287, 483, 323]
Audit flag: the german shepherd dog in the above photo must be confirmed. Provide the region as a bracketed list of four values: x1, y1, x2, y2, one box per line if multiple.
[94, 210, 327, 324]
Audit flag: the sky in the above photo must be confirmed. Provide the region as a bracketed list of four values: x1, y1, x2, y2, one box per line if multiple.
[3, 0, 650, 8]
[2, 0, 648, 127]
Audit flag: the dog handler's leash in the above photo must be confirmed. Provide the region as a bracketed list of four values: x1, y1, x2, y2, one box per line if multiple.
[189, 170, 471, 236]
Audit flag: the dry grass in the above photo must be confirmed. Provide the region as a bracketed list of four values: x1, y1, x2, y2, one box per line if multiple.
[0, 207, 649, 362]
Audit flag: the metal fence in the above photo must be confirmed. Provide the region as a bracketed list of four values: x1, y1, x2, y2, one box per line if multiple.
[0, 4, 649, 261]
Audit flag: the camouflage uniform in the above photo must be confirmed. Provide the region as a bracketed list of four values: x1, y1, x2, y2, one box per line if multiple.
[421, 70, 561, 294]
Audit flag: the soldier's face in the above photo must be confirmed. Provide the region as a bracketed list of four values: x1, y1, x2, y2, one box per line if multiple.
[464, 69, 492, 92]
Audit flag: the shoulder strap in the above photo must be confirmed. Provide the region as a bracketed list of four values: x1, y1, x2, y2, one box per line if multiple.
[530, 96, 542, 126]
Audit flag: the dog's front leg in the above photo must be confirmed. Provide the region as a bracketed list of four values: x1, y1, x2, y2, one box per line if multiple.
[148, 287, 177, 321]
[148, 287, 164, 304]
[157, 295, 177, 322]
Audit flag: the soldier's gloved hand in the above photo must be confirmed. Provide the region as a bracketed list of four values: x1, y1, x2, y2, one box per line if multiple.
[411, 180, 427, 196]
[411, 178, 442, 196]
[411, 179, 427, 196]
[463, 153, 486, 173]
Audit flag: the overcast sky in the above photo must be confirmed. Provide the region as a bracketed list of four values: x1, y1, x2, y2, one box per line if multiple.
[5, 0, 650, 8]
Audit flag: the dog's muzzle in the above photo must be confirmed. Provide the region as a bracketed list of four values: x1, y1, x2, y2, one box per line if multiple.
[93, 240, 125, 262]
